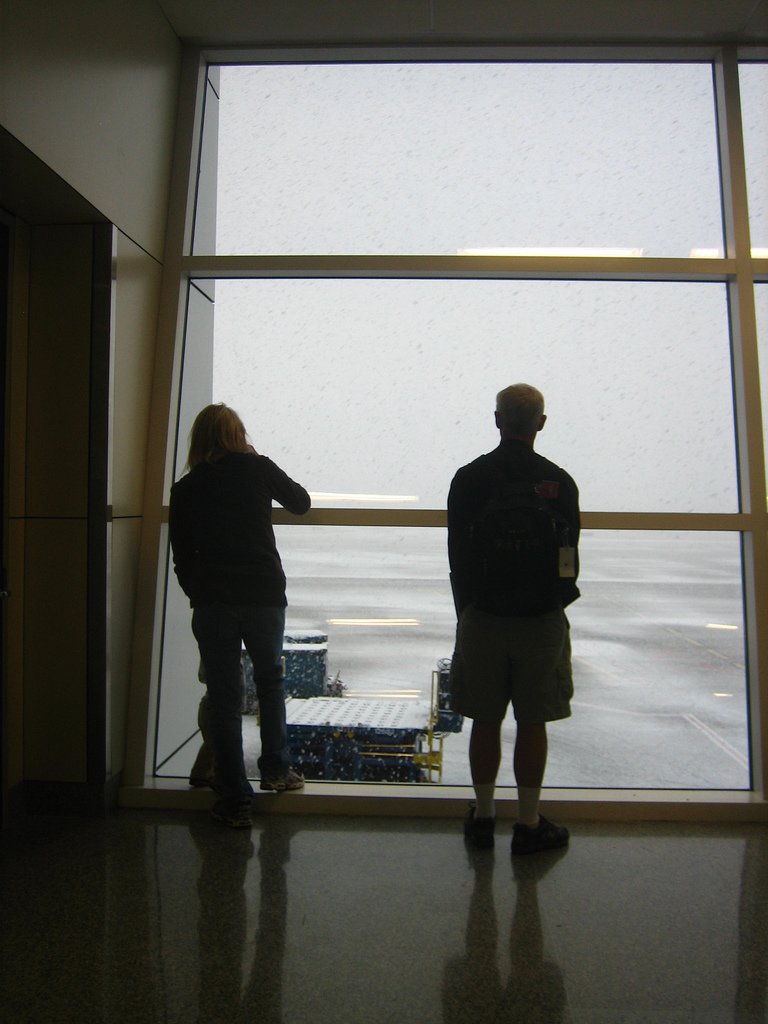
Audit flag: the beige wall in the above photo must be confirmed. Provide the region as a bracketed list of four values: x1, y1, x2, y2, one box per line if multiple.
[112, 233, 163, 519]
[7, 223, 165, 791]
[0, 1, 181, 803]
[0, 0, 181, 258]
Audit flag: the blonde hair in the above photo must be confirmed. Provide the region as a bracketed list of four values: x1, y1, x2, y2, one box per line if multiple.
[496, 384, 545, 436]
[186, 404, 250, 471]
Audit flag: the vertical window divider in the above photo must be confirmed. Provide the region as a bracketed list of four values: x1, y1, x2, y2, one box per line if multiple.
[715, 47, 768, 795]
[123, 46, 209, 789]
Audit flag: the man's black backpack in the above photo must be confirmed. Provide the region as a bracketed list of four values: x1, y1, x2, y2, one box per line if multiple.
[470, 473, 567, 617]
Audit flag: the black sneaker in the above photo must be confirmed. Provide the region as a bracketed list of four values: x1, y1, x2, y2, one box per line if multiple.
[463, 805, 495, 849]
[511, 815, 569, 855]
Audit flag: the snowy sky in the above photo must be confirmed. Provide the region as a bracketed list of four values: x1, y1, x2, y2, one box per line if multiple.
[201, 62, 768, 513]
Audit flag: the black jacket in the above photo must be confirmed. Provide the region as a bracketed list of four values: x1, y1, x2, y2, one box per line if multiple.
[447, 438, 580, 616]
[169, 451, 311, 608]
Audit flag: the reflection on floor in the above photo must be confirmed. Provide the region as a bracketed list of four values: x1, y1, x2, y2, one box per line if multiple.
[3, 810, 768, 1023]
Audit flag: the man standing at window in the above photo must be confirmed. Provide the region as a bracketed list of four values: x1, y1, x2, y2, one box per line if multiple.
[448, 384, 580, 853]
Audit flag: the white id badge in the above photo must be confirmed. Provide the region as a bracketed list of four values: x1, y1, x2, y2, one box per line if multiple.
[559, 547, 576, 578]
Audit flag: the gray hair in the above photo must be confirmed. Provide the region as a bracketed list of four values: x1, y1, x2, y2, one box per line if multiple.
[496, 383, 545, 436]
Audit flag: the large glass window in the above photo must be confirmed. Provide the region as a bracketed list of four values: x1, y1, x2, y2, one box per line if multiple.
[155, 56, 766, 794]
[205, 63, 723, 257]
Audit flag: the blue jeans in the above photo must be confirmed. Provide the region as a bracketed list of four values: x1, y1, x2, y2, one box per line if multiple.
[192, 603, 290, 808]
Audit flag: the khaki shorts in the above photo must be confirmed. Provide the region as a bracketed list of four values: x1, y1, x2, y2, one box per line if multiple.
[449, 604, 573, 723]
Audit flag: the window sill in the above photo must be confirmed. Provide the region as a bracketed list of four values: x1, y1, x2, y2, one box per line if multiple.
[119, 779, 768, 821]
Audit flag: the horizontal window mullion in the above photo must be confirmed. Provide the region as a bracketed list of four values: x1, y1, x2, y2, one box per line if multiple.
[161, 507, 759, 529]
[183, 255, 739, 282]
[201, 45, 726, 67]
[268, 508, 760, 529]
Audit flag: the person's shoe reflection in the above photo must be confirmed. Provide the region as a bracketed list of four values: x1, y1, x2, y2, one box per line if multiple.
[443, 845, 567, 1024]
[238, 823, 293, 1024]
[189, 818, 294, 1024]
[189, 818, 254, 1023]
[443, 847, 505, 1024]
[503, 852, 567, 1021]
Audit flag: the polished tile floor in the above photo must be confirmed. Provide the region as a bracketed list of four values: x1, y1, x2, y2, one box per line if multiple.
[3, 809, 768, 1023]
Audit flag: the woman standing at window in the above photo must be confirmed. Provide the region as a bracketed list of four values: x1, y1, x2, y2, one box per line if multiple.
[170, 404, 311, 827]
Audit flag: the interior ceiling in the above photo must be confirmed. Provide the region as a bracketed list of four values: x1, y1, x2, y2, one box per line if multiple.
[156, 0, 768, 48]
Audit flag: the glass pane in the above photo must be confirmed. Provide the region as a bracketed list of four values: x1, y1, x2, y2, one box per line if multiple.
[207, 278, 737, 513]
[757, 283, 768, 477]
[155, 528, 748, 790]
[208, 63, 722, 257]
[153, 284, 215, 774]
[191, 71, 220, 257]
[739, 64, 768, 253]
[564, 530, 748, 789]
[280, 527, 748, 789]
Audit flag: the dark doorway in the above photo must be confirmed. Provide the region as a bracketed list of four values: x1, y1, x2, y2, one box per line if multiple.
[0, 219, 9, 825]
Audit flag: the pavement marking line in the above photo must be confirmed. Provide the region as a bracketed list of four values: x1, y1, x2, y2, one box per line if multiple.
[573, 701, 749, 769]
[326, 618, 420, 626]
[595, 594, 742, 667]
[572, 699, 680, 718]
[571, 657, 628, 685]
[344, 692, 422, 699]
[682, 713, 749, 768]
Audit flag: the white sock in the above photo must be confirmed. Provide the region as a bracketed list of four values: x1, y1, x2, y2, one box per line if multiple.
[474, 783, 496, 819]
[517, 787, 541, 828]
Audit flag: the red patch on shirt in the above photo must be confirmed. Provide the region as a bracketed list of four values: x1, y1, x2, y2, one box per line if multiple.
[540, 481, 559, 499]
